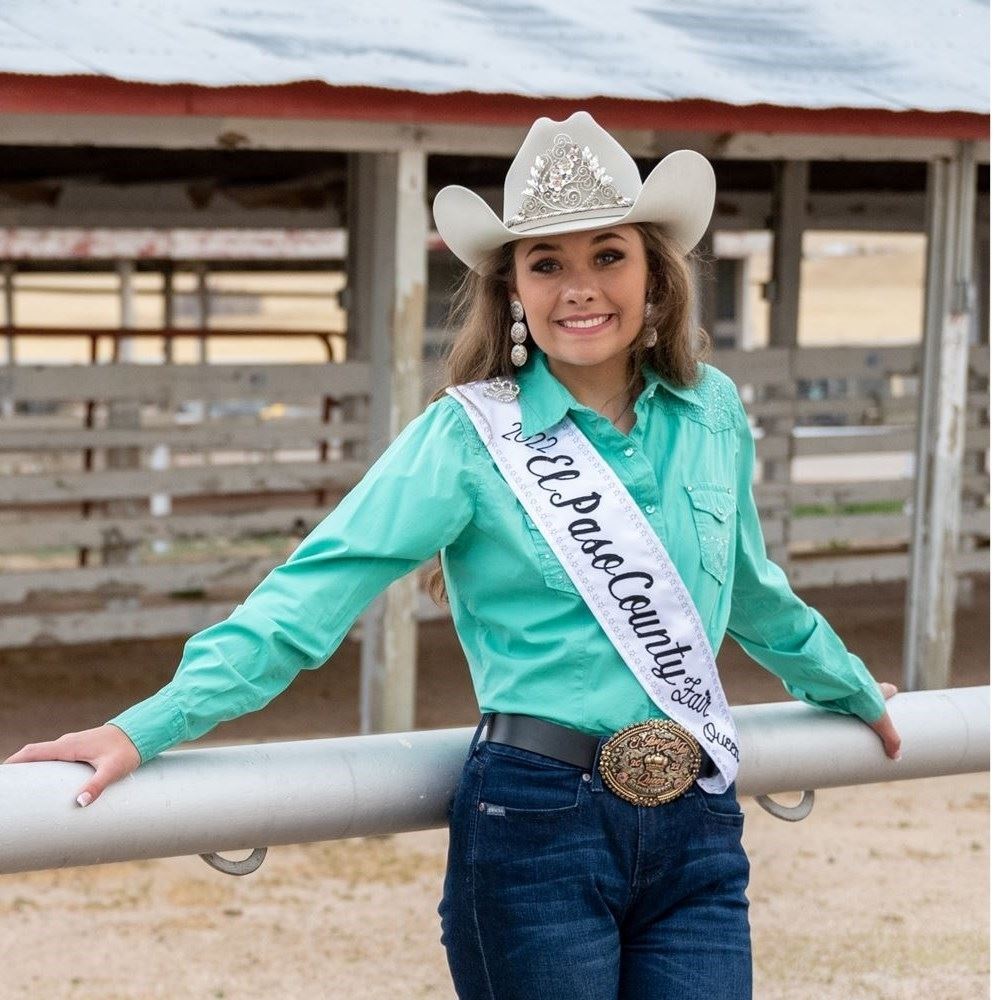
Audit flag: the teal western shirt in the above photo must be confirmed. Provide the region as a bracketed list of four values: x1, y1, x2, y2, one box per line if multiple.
[107, 349, 886, 763]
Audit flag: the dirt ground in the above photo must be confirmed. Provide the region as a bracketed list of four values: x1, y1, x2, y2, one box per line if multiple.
[0, 577, 990, 999]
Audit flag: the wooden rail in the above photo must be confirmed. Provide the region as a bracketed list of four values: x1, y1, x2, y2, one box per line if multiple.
[0, 343, 989, 648]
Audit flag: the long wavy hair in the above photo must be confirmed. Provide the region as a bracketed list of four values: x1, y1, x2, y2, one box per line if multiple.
[422, 221, 711, 607]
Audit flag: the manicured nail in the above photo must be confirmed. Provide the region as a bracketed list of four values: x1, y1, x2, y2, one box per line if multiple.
[77, 792, 93, 807]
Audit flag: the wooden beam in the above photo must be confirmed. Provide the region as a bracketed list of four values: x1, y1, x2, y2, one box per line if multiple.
[0, 361, 370, 403]
[694, 221, 717, 344]
[102, 259, 141, 566]
[1, 261, 13, 418]
[0, 418, 367, 452]
[0, 506, 329, 553]
[789, 549, 987, 589]
[0, 82, 988, 157]
[903, 143, 979, 690]
[758, 161, 808, 566]
[0, 460, 367, 504]
[347, 149, 428, 736]
[0, 189, 987, 235]
[0, 557, 278, 604]
[768, 161, 807, 349]
[0, 602, 242, 648]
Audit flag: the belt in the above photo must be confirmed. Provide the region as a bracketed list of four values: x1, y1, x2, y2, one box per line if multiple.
[482, 712, 717, 805]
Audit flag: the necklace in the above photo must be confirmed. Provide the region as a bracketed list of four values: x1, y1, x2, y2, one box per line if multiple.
[607, 384, 641, 432]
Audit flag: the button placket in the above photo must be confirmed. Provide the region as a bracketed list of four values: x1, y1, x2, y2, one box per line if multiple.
[627, 452, 662, 527]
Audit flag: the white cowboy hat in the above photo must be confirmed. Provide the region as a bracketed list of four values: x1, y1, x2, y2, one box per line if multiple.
[432, 110, 716, 275]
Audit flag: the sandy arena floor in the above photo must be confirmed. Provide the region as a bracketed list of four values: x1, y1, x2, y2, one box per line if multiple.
[0, 578, 990, 999]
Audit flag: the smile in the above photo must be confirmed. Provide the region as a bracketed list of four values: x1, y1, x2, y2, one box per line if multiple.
[556, 314, 615, 331]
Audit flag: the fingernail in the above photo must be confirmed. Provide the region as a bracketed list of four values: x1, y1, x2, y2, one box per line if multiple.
[891, 750, 902, 761]
[77, 792, 93, 807]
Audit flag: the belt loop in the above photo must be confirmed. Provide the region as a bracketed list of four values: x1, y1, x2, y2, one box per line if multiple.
[467, 711, 494, 758]
[588, 736, 607, 792]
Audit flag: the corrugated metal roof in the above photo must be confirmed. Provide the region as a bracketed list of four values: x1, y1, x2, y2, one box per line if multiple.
[0, 1, 987, 114]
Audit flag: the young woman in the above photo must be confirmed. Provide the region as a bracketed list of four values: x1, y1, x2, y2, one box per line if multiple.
[4, 112, 900, 999]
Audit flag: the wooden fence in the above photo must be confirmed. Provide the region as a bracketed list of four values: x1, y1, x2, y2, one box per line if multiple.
[720, 344, 989, 587]
[0, 341, 989, 647]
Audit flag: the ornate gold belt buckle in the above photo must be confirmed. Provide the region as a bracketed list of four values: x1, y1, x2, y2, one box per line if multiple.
[598, 719, 702, 807]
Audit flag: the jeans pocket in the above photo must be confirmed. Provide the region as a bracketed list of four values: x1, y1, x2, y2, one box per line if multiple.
[476, 742, 586, 815]
[470, 743, 586, 865]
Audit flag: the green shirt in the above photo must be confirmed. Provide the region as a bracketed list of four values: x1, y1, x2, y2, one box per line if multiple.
[108, 349, 886, 763]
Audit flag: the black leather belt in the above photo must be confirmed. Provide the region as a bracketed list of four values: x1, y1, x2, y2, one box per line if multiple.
[482, 712, 717, 778]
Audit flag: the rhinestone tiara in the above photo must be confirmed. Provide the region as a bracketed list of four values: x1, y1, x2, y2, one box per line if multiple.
[504, 132, 634, 229]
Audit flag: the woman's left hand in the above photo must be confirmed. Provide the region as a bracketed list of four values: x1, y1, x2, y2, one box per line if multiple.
[866, 682, 902, 760]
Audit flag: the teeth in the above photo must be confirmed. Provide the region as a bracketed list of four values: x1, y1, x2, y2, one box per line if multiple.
[559, 315, 611, 329]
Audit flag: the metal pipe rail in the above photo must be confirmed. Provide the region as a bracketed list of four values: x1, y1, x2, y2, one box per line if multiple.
[0, 686, 987, 875]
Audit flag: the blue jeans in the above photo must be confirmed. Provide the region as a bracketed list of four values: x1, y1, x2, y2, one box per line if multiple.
[438, 714, 752, 999]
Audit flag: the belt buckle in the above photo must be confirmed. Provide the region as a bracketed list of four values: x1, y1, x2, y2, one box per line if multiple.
[598, 719, 702, 807]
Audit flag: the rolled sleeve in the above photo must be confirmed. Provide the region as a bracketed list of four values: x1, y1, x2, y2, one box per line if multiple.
[723, 388, 887, 725]
[106, 397, 480, 763]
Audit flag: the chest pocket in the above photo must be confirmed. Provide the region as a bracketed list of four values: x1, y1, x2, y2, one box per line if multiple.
[685, 483, 737, 585]
[523, 515, 578, 595]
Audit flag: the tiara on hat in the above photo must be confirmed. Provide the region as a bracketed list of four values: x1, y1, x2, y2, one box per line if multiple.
[504, 133, 634, 229]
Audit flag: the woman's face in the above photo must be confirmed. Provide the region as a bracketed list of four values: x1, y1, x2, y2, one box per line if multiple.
[510, 224, 648, 377]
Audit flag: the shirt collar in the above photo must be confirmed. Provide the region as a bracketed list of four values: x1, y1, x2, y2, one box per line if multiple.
[517, 350, 704, 436]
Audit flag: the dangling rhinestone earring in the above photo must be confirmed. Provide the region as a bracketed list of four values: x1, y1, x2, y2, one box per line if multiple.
[510, 299, 528, 366]
[642, 301, 658, 348]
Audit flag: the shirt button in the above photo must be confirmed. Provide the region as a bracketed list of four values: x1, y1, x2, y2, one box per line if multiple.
[624, 447, 635, 457]
[645, 504, 656, 514]
[686, 485, 693, 492]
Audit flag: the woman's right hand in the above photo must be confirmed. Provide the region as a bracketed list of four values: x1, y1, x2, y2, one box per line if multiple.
[3, 724, 142, 807]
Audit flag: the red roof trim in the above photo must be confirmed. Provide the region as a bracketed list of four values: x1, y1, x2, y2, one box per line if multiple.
[0, 74, 988, 140]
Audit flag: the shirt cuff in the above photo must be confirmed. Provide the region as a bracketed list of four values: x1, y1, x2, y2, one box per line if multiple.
[839, 684, 888, 724]
[106, 691, 187, 764]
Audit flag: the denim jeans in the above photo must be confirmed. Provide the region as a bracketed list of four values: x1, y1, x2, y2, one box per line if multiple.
[438, 714, 752, 1000]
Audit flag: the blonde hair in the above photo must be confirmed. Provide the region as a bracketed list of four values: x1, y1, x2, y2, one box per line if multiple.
[422, 221, 711, 606]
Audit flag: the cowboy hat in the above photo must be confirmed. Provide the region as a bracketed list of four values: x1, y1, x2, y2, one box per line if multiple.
[432, 110, 716, 275]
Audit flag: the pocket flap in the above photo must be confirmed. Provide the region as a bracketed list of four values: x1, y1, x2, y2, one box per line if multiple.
[686, 485, 736, 522]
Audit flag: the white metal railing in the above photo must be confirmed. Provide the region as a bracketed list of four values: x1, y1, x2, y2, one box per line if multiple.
[0, 686, 987, 876]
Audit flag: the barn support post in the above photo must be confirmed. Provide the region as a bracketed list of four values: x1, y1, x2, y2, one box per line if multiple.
[973, 215, 989, 347]
[190, 263, 210, 428]
[1, 261, 14, 418]
[955, 209, 991, 609]
[694, 218, 717, 344]
[903, 142, 978, 691]
[150, 264, 174, 548]
[196, 263, 210, 364]
[102, 259, 142, 568]
[162, 263, 175, 363]
[764, 159, 808, 568]
[346, 148, 428, 736]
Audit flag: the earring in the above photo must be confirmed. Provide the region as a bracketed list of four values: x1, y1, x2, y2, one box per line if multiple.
[642, 301, 658, 348]
[510, 299, 528, 367]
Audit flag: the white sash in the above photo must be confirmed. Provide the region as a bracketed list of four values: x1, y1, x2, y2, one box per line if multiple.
[447, 379, 739, 793]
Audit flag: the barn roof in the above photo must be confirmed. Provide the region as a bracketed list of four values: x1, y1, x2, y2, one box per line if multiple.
[0, 0, 987, 117]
